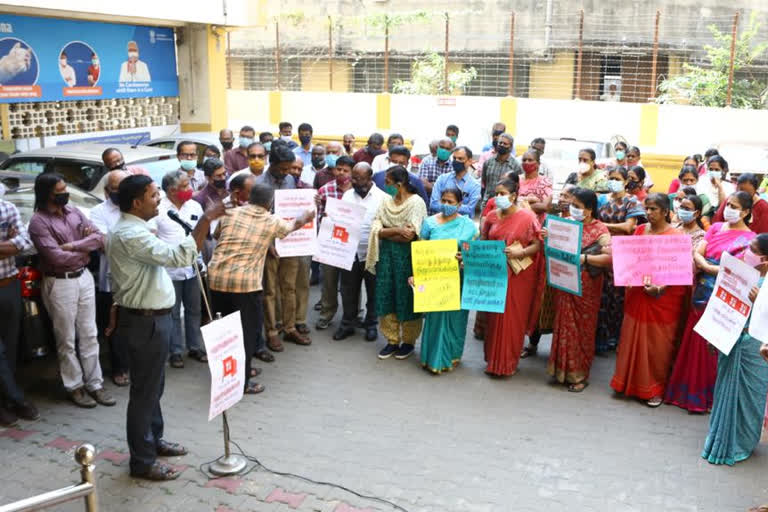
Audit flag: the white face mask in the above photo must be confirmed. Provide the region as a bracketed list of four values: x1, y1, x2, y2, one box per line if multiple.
[723, 206, 742, 224]
[569, 205, 585, 221]
[281, 135, 292, 142]
[578, 162, 590, 174]
[608, 179, 625, 193]
[128, 51, 139, 59]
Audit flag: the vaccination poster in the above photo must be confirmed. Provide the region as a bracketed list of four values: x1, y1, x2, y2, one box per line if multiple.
[460, 240, 507, 313]
[0, 14, 178, 102]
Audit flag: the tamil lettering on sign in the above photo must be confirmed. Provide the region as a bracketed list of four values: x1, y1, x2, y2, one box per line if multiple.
[411, 239, 461, 313]
[611, 235, 693, 286]
[274, 189, 317, 258]
[313, 197, 365, 271]
[460, 240, 507, 313]
[201, 311, 246, 421]
[544, 215, 582, 296]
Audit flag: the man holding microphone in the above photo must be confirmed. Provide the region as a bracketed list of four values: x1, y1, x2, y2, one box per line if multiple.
[107, 174, 226, 481]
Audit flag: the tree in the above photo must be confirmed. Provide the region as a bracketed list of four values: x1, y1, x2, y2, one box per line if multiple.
[393, 51, 477, 95]
[657, 12, 767, 109]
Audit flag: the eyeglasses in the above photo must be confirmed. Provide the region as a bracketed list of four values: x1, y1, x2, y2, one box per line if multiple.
[249, 154, 265, 160]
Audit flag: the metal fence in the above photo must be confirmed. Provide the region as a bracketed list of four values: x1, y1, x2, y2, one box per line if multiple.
[227, 8, 768, 108]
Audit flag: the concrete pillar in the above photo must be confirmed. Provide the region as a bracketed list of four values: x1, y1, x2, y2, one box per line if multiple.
[177, 24, 228, 133]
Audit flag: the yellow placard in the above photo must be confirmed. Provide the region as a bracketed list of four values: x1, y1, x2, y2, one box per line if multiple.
[411, 239, 461, 313]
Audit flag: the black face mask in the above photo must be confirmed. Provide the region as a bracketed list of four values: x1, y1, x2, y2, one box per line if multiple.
[311, 157, 325, 169]
[299, 134, 312, 145]
[109, 161, 126, 171]
[496, 146, 510, 155]
[221, 141, 233, 151]
[626, 180, 641, 191]
[53, 192, 70, 206]
[213, 179, 227, 189]
[109, 192, 120, 205]
[353, 185, 370, 198]
[492, 130, 503, 137]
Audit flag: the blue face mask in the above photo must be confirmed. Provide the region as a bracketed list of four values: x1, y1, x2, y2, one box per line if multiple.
[495, 194, 511, 210]
[615, 150, 626, 161]
[436, 147, 451, 162]
[263, 141, 272, 152]
[677, 209, 696, 223]
[239, 136, 253, 148]
[179, 159, 197, 171]
[608, 179, 625, 193]
[326, 154, 339, 168]
[441, 203, 458, 216]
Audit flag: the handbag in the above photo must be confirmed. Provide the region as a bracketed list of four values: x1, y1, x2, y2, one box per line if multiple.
[581, 241, 605, 278]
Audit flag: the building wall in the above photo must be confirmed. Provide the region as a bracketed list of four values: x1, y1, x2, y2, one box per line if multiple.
[300, 59, 352, 92]
[529, 52, 575, 100]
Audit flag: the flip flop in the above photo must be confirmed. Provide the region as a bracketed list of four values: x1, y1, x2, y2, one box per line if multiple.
[245, 380, 265, 394]
[568, 382, 589, 393]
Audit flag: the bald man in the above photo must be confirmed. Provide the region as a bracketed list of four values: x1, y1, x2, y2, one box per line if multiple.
[90, 170, 133, 386]
[219, 129, 234, 151]
[326, 141, 343, 156]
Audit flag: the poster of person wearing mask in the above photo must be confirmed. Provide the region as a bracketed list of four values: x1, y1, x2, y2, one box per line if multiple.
[58, 50, 76, 86]
[118, 40, 151, 83]
[87, 52, 100, 85]
[58, 42, 100, 89]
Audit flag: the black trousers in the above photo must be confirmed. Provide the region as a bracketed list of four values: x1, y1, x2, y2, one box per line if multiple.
[122, 311, 170, 474]
[96, 291, 129, 374]
[339, 257, 377, 329]
[0, 280, 24, 405]
[211, 290, 264, 388]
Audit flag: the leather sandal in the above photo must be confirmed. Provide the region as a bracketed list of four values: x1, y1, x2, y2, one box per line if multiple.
[295, 323, 310, 335]
[245, 380, 265, 394]
[284, 330, 311, 345]
[267, 334, 284, 352]
[156, 440, 188, 457]
[254, 350, 275, 363]
[250, 367, 262, 378]
[131, 462, 181, 481]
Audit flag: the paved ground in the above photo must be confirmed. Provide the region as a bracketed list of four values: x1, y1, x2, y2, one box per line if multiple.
[1, 286, 767, 512]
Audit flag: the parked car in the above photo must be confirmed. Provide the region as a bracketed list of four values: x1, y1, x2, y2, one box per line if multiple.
[145, 132, 222, 167]
[542, 137, 614, 201]
[0, 143, 178, 222]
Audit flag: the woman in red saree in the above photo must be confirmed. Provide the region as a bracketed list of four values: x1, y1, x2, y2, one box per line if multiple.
[482, 177, 544, 377]
[610, 193, 688, 407]
[547, 188, 611, 391]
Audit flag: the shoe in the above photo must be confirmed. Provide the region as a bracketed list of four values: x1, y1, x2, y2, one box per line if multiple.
[131, 462, 181, 481]
[14, 401, 40, 421]
[332, 327, 355, 341]
[313, 300, 322, 311]
[395, 343, 415, 360]
[69, 387, 97, 408]
[188, 349, 208, 363]
[315, 318, 332, 330]
[169, 354, 184, 368]
[156, 439, 188, 457]
[89, 387, 116, 407]
[267, 334, 284, 352]
[0, 405, 18, 427]
[378, 344, 398, 360]
[284, 330, 312, 345]
[364, 328, 378, 342]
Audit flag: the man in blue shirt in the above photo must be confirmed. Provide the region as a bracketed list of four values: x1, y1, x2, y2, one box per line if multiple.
[429, 146, 481, 216]
[292, 122, 314, 167]
[371, 145, 429, 207]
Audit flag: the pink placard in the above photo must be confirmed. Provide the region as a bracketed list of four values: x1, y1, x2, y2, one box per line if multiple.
[611, 235, 693, 286]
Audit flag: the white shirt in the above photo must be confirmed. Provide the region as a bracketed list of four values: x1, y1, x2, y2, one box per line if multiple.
[90, 198, 122, 292]
[342, 183, 387, 261]
[188, 169, 206, 191]
[156, 197, 204, 280]
[119, 59, 151, 82]
[301, 164, 326, 187]
[371, 153, 411, 173]
[227, 167, 266, 187]
[60, 64, 76, 87]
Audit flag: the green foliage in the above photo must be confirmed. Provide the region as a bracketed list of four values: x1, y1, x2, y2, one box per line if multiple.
[657, 12, 768, 109]
[393, 52, 477, 95]
[364, 11, 432, 34]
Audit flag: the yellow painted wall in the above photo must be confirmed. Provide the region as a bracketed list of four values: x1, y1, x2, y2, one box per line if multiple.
[301, 59, 351, 92]
[529, 51, 575, 100]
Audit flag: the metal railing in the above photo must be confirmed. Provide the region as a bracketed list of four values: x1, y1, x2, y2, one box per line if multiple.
[0, 443, 98, 512]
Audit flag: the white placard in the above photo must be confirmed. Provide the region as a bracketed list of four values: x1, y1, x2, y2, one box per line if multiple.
[200, 311, 246, 421]
[312, 197, 366, 271]
[749, 277, 768, 342]
[274, 189, 317, 257]
[694, 252, 760, 355]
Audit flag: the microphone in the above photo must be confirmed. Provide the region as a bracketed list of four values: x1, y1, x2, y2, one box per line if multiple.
[167, 210, 193, 235]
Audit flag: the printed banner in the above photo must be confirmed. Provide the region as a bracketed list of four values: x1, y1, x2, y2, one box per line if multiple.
[749, 277, 768, 343]
[201, 311, 246, 421]
[0, 14, 178, 102]
[274, 189, 317, 257]
[411, 239, 461, 313]
[544, 215, 582, 296]
[460, 240, 507, 313]
[611, 235, 693, 286]
[695, 252, 760, 356]
[312, 197, 365, 271]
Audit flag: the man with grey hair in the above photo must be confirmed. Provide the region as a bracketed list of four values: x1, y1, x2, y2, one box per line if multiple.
[208, 182, 314, 395]
[481, 132, 521, 209]
[156, 169, 207, 369]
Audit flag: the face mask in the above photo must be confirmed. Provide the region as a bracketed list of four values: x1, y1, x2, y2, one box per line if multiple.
[436, 148, 451, 162]
[179, 159, 197, 171]
[569, 205, 585, 221]
[53, 192, 70, 206]
[492, 140, 499, 150]
[213, 178, 227, 189]
[325, 154, 339, 168]
[449, 136, 458, 143]
[744, 248, 764, 268]
[677, 209, 696, 224]
[522, 162, 538, 175]
[492, 130, 503, 137]
[249, 159, 265, 173]
[109, 192, 120, 205]
[608, 179, 625, 193]
[441, 203, 458, 216]
[353, 185, 370, 198]
[263, 141, 272, 152]
[299, 134, 312, 145]
[221, 141, 233, 151]
[495, 195, 511, 210]
[59, 58, 67, 66]
[496, 145, 510, 155]
[128, 51, 138, 59]
[577, 162, 590, 173]
[452, 160, 465, 173]
[108, 160, 126, 171]
[615, 150, 626, 161]
[385, 184, 398, 197]
[723, 205, 742, 224]
[176, 188, 194, 203]
[626, 180, 641, 192]
[280, 135, 292, 142]
[336, 175, 351, 188]
[92, 58, 99, 66]
[239, 136, 253, 148]
[312, 156, 326, 169]
[708, 170, 722, 181]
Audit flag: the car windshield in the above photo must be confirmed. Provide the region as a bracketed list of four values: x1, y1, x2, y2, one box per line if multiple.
[138, 158, 184, 184]
[545, 140, 607, 162]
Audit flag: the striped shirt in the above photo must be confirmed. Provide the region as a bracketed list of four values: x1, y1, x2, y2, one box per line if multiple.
[0, 200, 33, 279]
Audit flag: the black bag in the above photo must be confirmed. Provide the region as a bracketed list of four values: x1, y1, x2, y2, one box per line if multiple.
[581, 241, 606, 278]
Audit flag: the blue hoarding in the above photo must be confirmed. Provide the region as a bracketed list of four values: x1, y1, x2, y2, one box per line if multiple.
[0, 14, 178, 102]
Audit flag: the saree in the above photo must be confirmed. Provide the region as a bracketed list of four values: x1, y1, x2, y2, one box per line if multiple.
[519, 175, 552, 225]
[418, 214, 479, 373]
[702, 309, 768, 465]
[610, 224, 688, 400]
[665, 223, 756, 412]
[547, 220, 610, 384]
[595, 194, 646, 352]
[483, 208, 544, 376]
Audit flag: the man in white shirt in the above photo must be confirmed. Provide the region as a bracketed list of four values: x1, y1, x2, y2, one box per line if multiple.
[155, 170, 207, 369]
[300, 144, 327, 186]
[90, 170, 131, 386]
[371, 133, 408, 173]
[332, 162, 386, 342]
[59, 51, 76, 87]
[118, 41, 151, 83]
